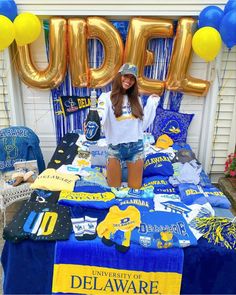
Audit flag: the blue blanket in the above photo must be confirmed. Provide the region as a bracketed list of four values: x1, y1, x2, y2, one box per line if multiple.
[2, 238, 236, 294]
[52, 234, 184, 294]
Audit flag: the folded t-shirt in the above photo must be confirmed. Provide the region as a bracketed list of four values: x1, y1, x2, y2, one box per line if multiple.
[179, 183, 231, 209]
[143, 176, 177, 194]
[143, 153, 174, 177]
[112, 186, 154, 199]
[131, 211, 197, 249]
[31, 168, 79, 191]
[58, 191, 118, 209]
[118, 197, 154, 212]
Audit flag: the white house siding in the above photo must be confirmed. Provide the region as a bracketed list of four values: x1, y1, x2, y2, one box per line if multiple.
[0, 52, 10, 129]
[210, 47, 236, 182]
[2, 0, 235, 181]
[14, 0, 228, 16]
[19, 32, 57, 165]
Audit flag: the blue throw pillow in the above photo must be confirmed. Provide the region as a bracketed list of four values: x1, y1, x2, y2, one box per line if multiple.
[143, 153, 174, 177]
[152, 108, 194, 142]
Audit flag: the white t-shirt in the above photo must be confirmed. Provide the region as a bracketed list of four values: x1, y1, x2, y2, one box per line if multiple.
[97, 91, 159, 145]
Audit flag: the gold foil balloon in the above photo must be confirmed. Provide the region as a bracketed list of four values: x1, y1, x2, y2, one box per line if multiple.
[124, 17, 174, 95]
[165, 18, 210, 96]
[13, 17, 67, 89]
[87, 17, 124, 88]
[68, 18, 88, 87]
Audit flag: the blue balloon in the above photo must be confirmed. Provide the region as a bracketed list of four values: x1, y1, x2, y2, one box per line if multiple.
[198, 5, 224, 30]
[219, 9, 236, 49]
[0, 0, 18, 21]
[224, 0, 236, 14]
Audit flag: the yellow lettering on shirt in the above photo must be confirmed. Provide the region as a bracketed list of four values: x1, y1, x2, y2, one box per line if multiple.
[144, 156, 170, 169]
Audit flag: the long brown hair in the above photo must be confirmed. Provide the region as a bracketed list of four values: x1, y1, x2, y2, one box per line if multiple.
[110, 73, 144, 119]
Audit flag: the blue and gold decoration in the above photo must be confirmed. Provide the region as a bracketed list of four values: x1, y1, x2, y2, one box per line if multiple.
[152, 107, 194, 142]
[195, 217, 236, 250]
[56, 96, 91, 117]
[44, 20, 177, 143]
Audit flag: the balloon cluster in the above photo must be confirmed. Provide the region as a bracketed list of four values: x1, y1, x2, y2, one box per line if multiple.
[0, 0, 41, 51]
[220, 0, 236, 49]
[192, 0, 236, 61]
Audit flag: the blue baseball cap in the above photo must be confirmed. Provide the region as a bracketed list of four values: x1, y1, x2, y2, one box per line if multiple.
[118, 63, 138, 78]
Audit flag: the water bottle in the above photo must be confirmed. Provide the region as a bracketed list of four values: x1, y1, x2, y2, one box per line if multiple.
[85, 90, 101, 141]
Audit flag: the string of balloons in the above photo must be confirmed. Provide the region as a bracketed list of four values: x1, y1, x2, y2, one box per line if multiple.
[192, 0, 236, 62]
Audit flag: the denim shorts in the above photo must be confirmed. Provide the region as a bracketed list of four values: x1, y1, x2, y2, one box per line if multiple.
[107, 140, 144, 163]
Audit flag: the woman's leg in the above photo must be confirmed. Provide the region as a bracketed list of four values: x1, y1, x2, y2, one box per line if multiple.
[127, 159, 144, 189]
[107, 157, 122, 187]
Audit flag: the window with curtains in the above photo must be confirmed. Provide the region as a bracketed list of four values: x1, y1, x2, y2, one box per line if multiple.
[0, 52, 10, 129]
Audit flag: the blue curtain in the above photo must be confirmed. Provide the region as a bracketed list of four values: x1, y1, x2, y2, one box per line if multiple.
[44, 20, 181, 143]
[168, 91, 184, 112]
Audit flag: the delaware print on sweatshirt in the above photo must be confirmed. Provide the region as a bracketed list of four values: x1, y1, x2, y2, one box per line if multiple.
[97, 91, 159, 145]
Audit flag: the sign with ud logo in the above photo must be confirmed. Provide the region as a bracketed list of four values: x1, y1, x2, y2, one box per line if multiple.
[3, 202, 72, 242]
[23, 210, 58, 236]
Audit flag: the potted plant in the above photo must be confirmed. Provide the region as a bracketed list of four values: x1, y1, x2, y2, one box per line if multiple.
[224, 153, 236, 178]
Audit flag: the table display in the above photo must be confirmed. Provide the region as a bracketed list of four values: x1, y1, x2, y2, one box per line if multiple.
[1, 133, 235, 294]
[2, 236, 236, 294]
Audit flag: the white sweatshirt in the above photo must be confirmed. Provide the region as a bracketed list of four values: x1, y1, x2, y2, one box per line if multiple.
[97, 91, 159, 145]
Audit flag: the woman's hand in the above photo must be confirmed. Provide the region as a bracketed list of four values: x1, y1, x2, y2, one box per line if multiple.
[149, 94, 160, 99]
[147, 94, 160, 107]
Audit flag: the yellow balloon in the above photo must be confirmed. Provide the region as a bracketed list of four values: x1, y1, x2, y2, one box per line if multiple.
[0, 15, 15, 51]
[14, 12, 41, 46]
[192, 27, 222, 62]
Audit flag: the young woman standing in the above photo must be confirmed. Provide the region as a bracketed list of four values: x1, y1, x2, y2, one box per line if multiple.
[97, 63, 160, 189]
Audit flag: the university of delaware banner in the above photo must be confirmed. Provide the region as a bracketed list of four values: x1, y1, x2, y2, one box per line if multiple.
[53, 264, 182, 294]
[52, 235, 184, 294]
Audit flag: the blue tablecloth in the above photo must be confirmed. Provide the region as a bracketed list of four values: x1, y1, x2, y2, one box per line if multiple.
[1, 237, 236, 294]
